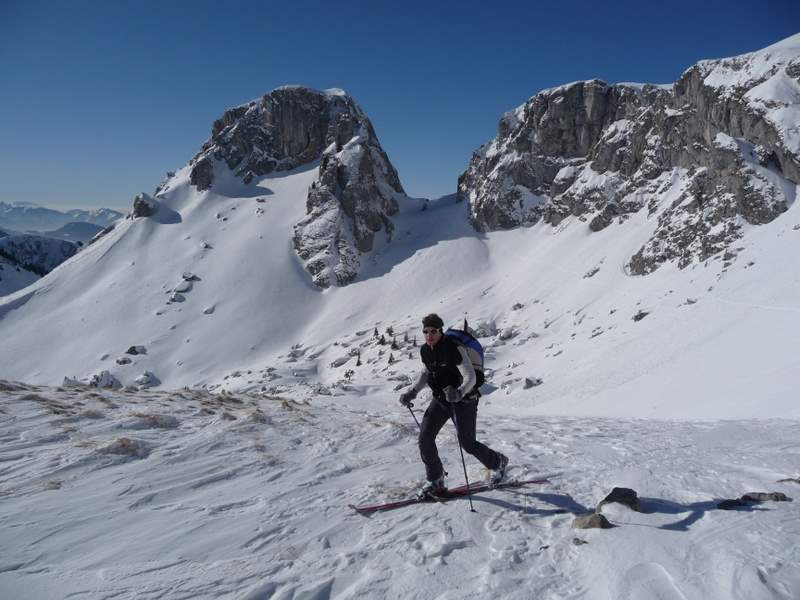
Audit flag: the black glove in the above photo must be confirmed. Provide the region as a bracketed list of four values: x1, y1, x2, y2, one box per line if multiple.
[443, 386, 462, 403]
[399, 390, 417, 407]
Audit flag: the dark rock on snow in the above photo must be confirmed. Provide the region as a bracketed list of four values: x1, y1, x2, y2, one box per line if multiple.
[597, 487, 642, 512]
[572, 513, 613, 529]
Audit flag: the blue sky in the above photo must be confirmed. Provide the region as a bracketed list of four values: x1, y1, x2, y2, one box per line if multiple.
[1, 0, 797, 209]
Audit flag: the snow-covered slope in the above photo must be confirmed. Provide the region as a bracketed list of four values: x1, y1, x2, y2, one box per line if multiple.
[1, 382, 798, 599]
[0, 256, 39, 297]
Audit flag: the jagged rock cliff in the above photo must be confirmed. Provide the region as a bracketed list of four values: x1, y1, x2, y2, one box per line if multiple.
[184, 86, 405, 287]
[459, 35, 800, 274]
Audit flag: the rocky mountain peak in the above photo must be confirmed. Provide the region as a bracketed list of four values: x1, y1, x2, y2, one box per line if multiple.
[186, 86, 406, 288]
[188, 86, 401, 192]
[459, 36, 799, 275]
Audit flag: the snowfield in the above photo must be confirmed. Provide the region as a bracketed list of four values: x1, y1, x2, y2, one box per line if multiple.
[1, 382, 798, 599]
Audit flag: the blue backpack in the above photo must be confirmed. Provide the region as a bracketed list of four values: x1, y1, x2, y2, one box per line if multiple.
[444, 326, 485, 388]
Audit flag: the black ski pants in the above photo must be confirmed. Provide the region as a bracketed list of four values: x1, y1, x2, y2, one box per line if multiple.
[418, 398, 501, 482]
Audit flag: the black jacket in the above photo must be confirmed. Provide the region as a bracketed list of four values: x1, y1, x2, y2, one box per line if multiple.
[420, 336, 463, 398]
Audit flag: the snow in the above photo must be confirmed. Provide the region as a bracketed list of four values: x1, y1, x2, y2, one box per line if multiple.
[601, 119, 634, 145]
[1, 383, 798, 599]
[0, 258, 39, 296]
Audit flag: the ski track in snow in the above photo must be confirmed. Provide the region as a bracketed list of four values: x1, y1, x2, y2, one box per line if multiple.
[1, 384, 798, 599]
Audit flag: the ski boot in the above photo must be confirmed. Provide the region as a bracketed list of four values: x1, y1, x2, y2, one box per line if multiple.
[490, 454, 509, 486]
[417, 476, 446, 500]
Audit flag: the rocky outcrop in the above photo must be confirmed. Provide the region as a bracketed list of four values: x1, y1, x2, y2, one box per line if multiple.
[187, 86, 405, 288]
[292, 131, 403, 287]
[132, 193, 158, 218]
[597, 487, 641, 512]
[459, 34, 800, 275]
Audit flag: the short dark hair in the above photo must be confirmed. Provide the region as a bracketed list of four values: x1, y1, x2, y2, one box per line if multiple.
[422, 313, 444, 330]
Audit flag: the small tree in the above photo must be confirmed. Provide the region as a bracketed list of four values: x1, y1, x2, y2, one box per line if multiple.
[373, 327, 379, 338]
[388, 353, 395, 364]
[413, 336, 417, 347]
[386, 325, 394, 337]
[391, 337, 399, 350]
[403, 331, 409, 343]
[356, 350, 362, 367]
[379, 334, 386, 345]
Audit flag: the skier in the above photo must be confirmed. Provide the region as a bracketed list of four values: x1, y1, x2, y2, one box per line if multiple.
[399, 313, 508, 497]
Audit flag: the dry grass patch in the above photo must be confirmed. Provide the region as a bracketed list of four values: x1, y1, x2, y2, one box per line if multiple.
[0, 380, 30, 392]
[20, 394, 75, 416]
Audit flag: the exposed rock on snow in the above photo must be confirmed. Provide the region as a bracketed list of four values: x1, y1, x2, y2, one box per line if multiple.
[473, 320, 498, 338]
[132, 193, 158, 218]
[96, 436, 150, 458]
[88, 370, 122, 389]
[498, 327, 517, 341]
[572, 513, 613, 529]
[459, 35, 800, 274]
[173, 280, 192, 293]
[126, 346, 147, 355]
[134, 371, 160, 388]
[741, 491, 791, 503]
[597, 487, 642, 512]
[523, 377, 543, 389]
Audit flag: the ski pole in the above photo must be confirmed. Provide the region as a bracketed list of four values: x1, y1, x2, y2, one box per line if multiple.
[450, 409, 476, 513]
[407, 405, 421, 430]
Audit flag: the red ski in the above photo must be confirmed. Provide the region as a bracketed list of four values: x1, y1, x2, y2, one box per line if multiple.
[349, 478, 551, 515]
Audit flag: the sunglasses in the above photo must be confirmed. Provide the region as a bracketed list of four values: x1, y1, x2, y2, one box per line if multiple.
[422, 328, 440, 335]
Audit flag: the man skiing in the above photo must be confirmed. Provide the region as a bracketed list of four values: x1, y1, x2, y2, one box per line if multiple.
[399, 313, 508, 497]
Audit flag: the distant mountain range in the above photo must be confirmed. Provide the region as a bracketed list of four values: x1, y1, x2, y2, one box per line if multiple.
[0, 201, 123, 233]
[0, 203, 122, 295]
